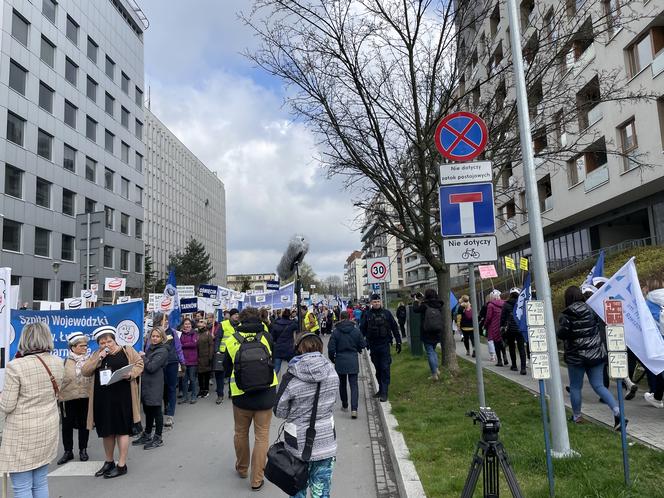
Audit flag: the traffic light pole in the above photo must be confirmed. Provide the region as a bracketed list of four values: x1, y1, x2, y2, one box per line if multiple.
[505, 0, 572, 456]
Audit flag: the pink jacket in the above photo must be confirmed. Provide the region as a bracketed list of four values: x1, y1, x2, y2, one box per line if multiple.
[485, 300, 505, 342]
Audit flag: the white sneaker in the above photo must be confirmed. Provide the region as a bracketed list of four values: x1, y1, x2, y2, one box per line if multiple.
[644, 392, 664, 409]
[164, 415, 174, 427]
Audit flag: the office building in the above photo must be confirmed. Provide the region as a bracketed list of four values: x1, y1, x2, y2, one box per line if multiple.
[343, 250, 364, 300]
[226, 273, 277, 292]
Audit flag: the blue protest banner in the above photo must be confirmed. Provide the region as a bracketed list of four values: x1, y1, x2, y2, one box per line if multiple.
[180, 297, 198, 313]
[10, 301, 144, 359]
[198, 284, 218, 298]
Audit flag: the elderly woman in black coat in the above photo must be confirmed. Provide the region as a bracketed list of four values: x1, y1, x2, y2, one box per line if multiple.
[329, 311, 366, 419]
[134, 328, 169, 450]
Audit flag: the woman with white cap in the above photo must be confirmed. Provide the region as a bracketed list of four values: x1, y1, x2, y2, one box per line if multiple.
[82, 325, 144, 478]
[57, 332, 93, 465]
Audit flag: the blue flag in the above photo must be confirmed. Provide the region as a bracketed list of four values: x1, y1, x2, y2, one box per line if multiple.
[164, 268, 181, 330]
[583, 250, 605, 286]
[513, 272, 531, 340]
[450, 291, 458, 310]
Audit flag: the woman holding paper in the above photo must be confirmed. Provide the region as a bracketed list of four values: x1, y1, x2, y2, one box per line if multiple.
[82, 326, 144, 478]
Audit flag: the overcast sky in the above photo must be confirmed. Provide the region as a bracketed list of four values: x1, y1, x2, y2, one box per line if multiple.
[138, 0, 361, 278]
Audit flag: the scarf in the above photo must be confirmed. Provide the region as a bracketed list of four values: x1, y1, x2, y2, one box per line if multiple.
[68, 350, 90, 377]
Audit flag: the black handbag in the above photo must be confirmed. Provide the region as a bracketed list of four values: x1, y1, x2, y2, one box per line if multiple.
[212, 351, 225, 372]
[265, 382, 321, 495]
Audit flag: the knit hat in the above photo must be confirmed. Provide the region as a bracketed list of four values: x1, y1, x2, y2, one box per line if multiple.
[92, 325, 116, 342]
[229, 308, 240, 316]
[66, 332, 88, 345]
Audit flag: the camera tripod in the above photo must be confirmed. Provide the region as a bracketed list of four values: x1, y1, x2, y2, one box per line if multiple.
[460, 435, 524, 498]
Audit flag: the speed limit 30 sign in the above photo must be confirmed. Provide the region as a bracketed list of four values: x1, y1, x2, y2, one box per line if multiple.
[366, 257, 392, 284]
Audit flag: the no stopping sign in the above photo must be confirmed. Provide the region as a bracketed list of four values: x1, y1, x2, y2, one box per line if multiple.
[366, 257, 392, 284]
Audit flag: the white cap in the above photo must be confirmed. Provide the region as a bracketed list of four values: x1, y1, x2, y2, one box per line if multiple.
[66, 332, 88, 345]
[581, 284, 598, 295]
[92, 325, 116, 342]
[592, 276, 609, 286]
[490, 289, 502, 297]
[510, 287, 521, 294]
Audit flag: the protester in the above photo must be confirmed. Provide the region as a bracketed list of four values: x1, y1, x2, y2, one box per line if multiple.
[215, 308, 240, 404]
[558, 286, 625, 429]
[274, 333, 339, 497]
[271, 308, 298, 375]
[196, 317, 214, 398]
[360, 294, 402, 402]
[134, 328, 169, 450]
[396, 301, 407, 337]
[412, 289, 445, 381]
[0, 323, 64, 497]
[58, 332, 92, 465]
[456, 295, 475, 357]
[500, 288, 527, 375]
[329, 311, 365, 417]
[82, 325, 144, 478]
[153, 312, 185, 428]
[353, 306, 363, 323]
[223, 307, 278, 491]
[303, 305, 321, 335]
[484, 290, 508, 366]
[179, 317, 199, 404]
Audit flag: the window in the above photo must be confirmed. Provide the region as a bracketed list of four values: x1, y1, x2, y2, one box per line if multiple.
[105, 130, 115, 153]
[121, 177, 130, 198]
[135, 253, 143, 273]
[86, 116, 97, 141]
[104, 206, 114, 230]
[121, 72, 130, 94]
[135, 119, 143, 140]
[86, 76, 97, 101]
[85, 156, 96, 182]
[628, 35, 653, 76]
[105, 92, 115, 116]
[34, 227, 50, 257]
[104, 167, 114, 190]
[33, 278, 49, 301]
[121, 142, 130, 163]
[135, 87, 143, 107]
[135, 185, 143, 205]
[4, 165, 23, 198]
[121, 213, 129, 235]
[120, 250, 129, 271]
[36, 177, 51, 208]
[65, 57, 78, 86]
[66, 15, 79, 45]
[42, 0, 57, 23]
[85, 197, 95, 213]
[87, 36, 98, 63]
[576, 76, 601, 130]
[9, 60, 27, 95]
[37, 129, 53, 160]
[604, 0, 622, 38]
[6, 112, 25, 146]
[618, 118, 638, 171]
[105, 56, 115, 80]
[104, 246, 114, 268]
[40, 36, 55, 67]
[63, 144, 76, 172]
[537, 175, 553, 211]
[62, 188, 75, 216]
[121, 107, 130, 128]
[135, 219, 143, 240]
[38, 82, 54, 113]
[61, 235, 75, 261]
[11, 10, 29, 46]
[64, 100, 77, 128]
[2, 219, 22, 252]
[135, 152, 143, 172]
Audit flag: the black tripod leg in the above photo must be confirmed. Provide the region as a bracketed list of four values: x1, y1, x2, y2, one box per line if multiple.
[495, 442, 525, 498]
[461, 441, 487, 498]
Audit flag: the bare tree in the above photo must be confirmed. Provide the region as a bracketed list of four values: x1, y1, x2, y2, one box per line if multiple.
[245, 0, 655, 372]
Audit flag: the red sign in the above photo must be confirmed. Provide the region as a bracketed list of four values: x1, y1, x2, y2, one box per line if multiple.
[604, 300, 624, 325]
[435, 111, 488, 162]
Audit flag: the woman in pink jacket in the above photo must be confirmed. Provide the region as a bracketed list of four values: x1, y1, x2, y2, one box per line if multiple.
[179, 318, 199, 404]
[484, 291, 508, 366]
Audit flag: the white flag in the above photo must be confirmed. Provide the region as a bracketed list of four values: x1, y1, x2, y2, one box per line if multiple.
[0, 268, 12, 390]
[587, 257, 664, 375]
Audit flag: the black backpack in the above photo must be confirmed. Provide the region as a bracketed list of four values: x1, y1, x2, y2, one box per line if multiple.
[233, 332, 273, 392]
[423, 305, 445, 335]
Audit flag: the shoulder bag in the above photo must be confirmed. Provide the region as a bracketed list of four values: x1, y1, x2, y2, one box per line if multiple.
[34, 354, 60, 397]
[265, 381, 322, 495]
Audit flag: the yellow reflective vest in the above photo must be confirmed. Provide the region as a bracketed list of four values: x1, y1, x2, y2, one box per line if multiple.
[305, 311, 320, 333]
[218, 319, 237, 353]
[226, 324, 277, 397]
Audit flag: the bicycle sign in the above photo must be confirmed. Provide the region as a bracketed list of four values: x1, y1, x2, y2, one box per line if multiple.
[366, 257, 392, 284]
[442, 236, 497, 265]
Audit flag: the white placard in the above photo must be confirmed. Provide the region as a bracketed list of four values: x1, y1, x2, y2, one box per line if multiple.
[302, 291, 310, 299]
[90, 283, 99, 292]
[608, 351, 628, 379]
[64, 297, 86, 310]
[10, 285, 19, 309]
[440, 161, 493, 185]
[526, 300, 545, 327]
[177, 285, 195, 298]
[528, 327, 548, 352]
[39, 301, 61, 310]
[366, 257, 392, 284]
[606, 325, 626, 352]
[81, 289, 98, 303]
[530, 353, 551, 379]
[442, 236, 497, 264]
[197, 297, 214, 314]
[104, 277, 127, 292]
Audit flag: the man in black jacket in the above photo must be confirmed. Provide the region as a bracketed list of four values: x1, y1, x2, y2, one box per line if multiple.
[500, 288, 527, 375]
[412, 289, 445, 380]
[360, 294, 402, 402]
[396, 302, 407, 337]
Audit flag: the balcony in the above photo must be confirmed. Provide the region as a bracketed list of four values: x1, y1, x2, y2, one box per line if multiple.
[652, 50, 664, 78]
[584, 164, 609, 192]
[543, 196, 554, 212]
[587, 105, 603, 127]
[574, 42, 595, 72]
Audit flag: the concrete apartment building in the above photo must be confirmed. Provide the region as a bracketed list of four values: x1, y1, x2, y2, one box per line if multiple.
[343, 249, 364, 300]
[1, 0, 147, 304]
[226, 272, 277, 292]
[458, 0, 664, 269]
[144, 108, 227, 285]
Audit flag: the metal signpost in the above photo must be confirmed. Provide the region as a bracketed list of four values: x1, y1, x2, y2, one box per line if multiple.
[436, 111, 495, 408]
[366, 256, 392, 306]
[527, 301, 554, 497]
[604, 300, 630, 487]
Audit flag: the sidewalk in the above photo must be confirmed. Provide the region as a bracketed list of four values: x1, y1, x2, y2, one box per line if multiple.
[455, 337, 664, 451]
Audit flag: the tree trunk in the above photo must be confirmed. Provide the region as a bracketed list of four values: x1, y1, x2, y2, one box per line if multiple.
[437, 268, 459, 373]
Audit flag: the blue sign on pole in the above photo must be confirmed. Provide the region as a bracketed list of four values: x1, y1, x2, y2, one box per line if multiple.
[266, 280, 280, 291]
[439, 182, 496, 237]
[372, 283, 381, 291]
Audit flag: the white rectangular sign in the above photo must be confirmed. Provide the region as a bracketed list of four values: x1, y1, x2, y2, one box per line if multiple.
[81, 289, 98, 303]
[440, 161, 492, 185]
[366, 257, 392, 284]
[526, 300, 545, 327]
[104, 277, 127, 292]
[442, 236, 497, 264]
[530, 353, 551, 379]
[528, 327, 548, 352]
[64, 297, 86, 310]
[608, 351, 628, 379]
[606, 325, 626, 352]
[177, 285, 195, 298]
[39, 301, 61, 310]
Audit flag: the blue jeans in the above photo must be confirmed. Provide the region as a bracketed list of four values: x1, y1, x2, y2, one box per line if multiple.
[11, 464, 49, 498]
[183, 365, 199, 401]
[424, 342, 439, 375]
[163, 362, 179, 416]
[274, 358, 283, 375]
[291, 457, 336, 498]
[568, 363, 619, 418]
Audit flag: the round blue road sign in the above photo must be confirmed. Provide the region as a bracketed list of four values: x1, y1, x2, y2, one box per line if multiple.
[435, 111, 488, 162]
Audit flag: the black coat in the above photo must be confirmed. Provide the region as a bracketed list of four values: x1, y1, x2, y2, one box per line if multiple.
[412, 299, 445, 343]
[396, 305, 407, 323]
[499, 297, 520, 338]
[328, 320, 366, 374]
[557, 301, 607, 367]
[141, 343, 169, 406]
[271, 318, 298, 360]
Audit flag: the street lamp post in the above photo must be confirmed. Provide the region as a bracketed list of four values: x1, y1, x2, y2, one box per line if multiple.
[52, 261, 61, 303]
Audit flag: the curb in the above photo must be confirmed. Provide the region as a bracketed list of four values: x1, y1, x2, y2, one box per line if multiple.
[363, 350, 428, 498]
